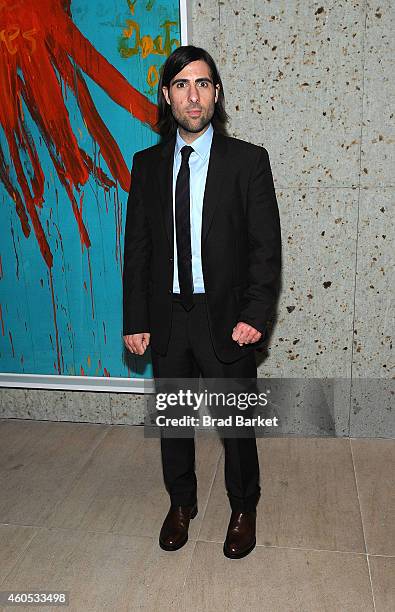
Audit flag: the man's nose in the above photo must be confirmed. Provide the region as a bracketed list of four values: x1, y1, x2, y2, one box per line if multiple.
[188, 84, 200, 102]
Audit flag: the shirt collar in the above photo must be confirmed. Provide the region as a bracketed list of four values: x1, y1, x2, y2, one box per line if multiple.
[175, 122, 213, 161]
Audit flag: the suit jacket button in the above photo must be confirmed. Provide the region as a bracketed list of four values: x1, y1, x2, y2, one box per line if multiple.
[169, 257, 173, 262]
[168, 289, 172, 294]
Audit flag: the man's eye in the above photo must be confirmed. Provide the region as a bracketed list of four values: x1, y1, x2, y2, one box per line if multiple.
[199, 82, 208, 87]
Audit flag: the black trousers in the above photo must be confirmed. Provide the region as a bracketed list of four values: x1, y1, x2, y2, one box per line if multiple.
[151, 293, 261, 512]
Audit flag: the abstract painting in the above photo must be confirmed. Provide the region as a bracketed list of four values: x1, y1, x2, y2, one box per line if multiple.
[0, 0, 181, 381]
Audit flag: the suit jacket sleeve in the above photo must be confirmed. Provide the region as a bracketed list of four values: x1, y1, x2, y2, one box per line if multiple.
[122, 153, 151, 336]
[238, 147, 282, 335]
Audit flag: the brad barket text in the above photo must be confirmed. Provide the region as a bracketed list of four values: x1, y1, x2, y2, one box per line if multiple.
[155, 415, 279, 427]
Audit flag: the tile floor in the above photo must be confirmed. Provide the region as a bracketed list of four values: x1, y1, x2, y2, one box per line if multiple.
[0, 419, 393, 611]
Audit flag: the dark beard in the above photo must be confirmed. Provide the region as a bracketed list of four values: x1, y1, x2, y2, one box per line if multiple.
[172, 106, 214, 134]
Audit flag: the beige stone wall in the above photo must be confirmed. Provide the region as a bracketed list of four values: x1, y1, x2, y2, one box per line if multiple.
[1, 1, 393, 435]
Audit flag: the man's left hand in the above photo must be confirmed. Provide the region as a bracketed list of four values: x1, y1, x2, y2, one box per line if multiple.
[232, 322, 262, 346]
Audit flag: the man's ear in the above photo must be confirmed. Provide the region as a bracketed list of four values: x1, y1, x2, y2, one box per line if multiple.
[162, 86, 170, 105]
[215, 85, 220, 103]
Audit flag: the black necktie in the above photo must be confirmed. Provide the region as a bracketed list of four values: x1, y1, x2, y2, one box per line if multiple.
[175, 145, 194, 311]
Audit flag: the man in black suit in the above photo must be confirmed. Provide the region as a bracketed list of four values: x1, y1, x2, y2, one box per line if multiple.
[123, 46, 281, 559]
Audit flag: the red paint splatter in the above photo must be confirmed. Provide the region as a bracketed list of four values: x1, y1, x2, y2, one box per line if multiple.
[103, 368, 110, 377]
[0, 0, 159, 269]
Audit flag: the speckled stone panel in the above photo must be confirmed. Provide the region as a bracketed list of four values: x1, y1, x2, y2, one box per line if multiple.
[256, 186, 358, 378]
[352, 188, 393, 377]
[255, 186, 358, 436]
[0, 387, 146, 425]
[109, 392, 147, 425]
[350, 378, 394, 437]
[360, 1, 395, 187]
[0, 388, 27, 418]
[0, 388, 112, 423]
[217, 0, 366, 187]
[350, 187, 394, 437]
[190, 0, 219, 45]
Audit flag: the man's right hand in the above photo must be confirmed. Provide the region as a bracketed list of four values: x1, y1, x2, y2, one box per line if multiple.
[123, 333, 151, 355]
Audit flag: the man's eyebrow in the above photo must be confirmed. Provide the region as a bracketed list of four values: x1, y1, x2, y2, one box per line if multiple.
[171, 77, 213, 86]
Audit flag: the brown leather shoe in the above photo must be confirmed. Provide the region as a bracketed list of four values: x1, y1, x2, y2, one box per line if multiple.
[223, 510, 257, 559]
[159, 503, 198, 551]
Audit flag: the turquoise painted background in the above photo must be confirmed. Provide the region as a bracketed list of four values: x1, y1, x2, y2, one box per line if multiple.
[0, 0, 181, 378]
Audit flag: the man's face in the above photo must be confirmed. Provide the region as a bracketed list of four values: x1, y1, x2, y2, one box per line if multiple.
[162, 59, 220, 135]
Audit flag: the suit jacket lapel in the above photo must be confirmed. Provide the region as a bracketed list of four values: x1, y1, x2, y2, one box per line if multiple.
[201, 130, 228, 244]
[157, 128, 228, 249]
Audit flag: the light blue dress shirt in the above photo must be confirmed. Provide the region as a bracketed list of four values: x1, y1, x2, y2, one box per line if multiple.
[172, 122, 214, 293]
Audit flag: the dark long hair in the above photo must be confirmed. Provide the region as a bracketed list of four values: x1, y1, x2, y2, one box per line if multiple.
[155, 45, 230, 139]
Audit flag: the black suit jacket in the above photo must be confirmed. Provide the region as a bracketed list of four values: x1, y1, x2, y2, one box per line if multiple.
[122, 127, 282, 363]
